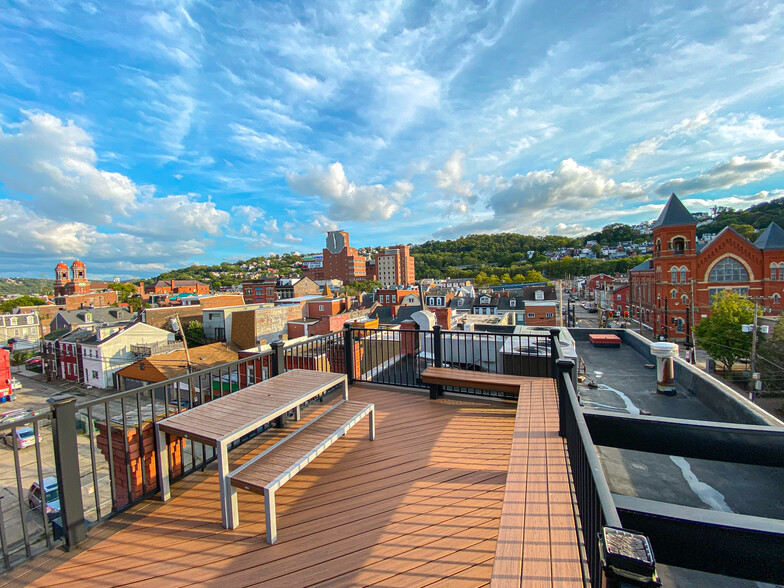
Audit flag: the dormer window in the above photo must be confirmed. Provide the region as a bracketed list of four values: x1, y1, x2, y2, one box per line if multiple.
[510, 299, 516, 307]
[535, 290, 544, 301]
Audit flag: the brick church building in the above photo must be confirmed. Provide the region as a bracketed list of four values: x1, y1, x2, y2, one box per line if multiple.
[629, 193, 784, 340]
[54, 260, 91, 296]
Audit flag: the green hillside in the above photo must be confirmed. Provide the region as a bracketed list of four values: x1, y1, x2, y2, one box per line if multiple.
[0, 278, 55, 296]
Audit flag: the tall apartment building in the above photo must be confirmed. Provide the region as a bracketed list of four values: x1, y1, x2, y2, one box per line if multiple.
[302, 231, 367, 283]
[377, 245, 415, 287]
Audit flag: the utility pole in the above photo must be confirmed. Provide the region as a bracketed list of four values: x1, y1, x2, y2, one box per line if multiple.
[690, 278, 697, 363]
[170, 314, 192, 373]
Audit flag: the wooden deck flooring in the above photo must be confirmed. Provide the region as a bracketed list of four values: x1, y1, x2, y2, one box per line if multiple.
[8, 383, 583, 588]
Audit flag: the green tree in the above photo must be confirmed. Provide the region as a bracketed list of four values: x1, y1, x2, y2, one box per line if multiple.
[0, 296, 46, 313]
[184, 321, 205, 347]
[107, 282, 138, 303]
[731, 224, 757, 241]
[10, 350, 33, 371]
[473, 272, 490, 287]
[523, 269, 547, 283]
[757, 319, 784, 393]
[128, 297, 149, 314]
[694, 291, 756, 370]
[511, 273, 525, 283]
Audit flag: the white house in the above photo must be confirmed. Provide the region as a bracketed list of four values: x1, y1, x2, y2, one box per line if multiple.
[80, 323, 175, 389]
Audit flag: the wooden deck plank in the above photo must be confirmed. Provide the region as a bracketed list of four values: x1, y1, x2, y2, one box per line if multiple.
[17, 379, 583, 588]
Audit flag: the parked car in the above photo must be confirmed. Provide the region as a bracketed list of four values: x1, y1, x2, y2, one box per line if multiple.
[3, 426, 40, 449]
[10, 377, 22, 391]
[0, 408, 34, 424]
[26, 358, 43, 368]
[28, 477, 60, 518]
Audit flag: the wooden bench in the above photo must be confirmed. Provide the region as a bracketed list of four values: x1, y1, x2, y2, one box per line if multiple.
[490, 378, 583, 586]
[422, 366, 528, 396]
[224, 400, 375, 543]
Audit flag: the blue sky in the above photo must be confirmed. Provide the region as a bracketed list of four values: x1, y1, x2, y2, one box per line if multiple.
[1, 0, 784, 279]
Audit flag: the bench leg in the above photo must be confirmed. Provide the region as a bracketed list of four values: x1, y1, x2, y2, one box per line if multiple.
[224, 477, 239, 529]
[343, 377, 349, 400]
[368, 406, 375, 441]
[264, 488, 277, 544]
[155, 425, 170, 501]
[218, 442, 236, 529]
[295, 404, 301, 421]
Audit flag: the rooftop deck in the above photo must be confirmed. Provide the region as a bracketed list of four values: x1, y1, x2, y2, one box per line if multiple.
[6, 383, 583, 587]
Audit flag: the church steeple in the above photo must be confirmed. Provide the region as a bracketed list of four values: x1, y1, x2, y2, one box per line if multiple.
[653, 193, 695, 228]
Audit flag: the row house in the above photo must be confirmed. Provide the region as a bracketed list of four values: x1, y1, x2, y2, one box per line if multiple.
[52, 307, 135, 332]
[203, 304, 267, 342]
[79, 323, 174, 388]
[0, 312, 41, 348]
[140, 279, 210, 298]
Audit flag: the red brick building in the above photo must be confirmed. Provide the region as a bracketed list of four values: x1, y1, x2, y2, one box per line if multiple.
[141, 279, 210, 297]
[54, 260, 90, 296]
[302, 231, 367, 283]
[585, 273, 615, 299]
[629, 193, 784, 340]
[242, 278, 279, 304]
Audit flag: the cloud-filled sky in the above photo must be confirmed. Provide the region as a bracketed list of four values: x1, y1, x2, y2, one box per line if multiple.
[1, 0, 784, 278]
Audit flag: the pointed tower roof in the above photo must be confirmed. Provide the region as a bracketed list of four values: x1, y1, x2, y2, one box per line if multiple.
[322, 283, 332, 297]
[652, 193, 695, 228]
[754, 222, 784, 250]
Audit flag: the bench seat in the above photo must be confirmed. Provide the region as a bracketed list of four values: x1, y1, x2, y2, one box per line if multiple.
[421, 366, 529, 395]
[225, 399, 375, 543]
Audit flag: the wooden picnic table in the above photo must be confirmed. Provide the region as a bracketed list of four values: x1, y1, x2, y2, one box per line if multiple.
[154, 369, 348, 528]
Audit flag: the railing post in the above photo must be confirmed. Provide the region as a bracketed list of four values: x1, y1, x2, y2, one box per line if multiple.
[599, 526, 660, 587]
[430, 325, 443, 399]
[548, 328, 561, 378]
[343, 323, 355, 385]
[556, 359, 575, 438]
[47, 393, 86, 551]
[270, 341, 287, 427]
[270, 340, 285, 377]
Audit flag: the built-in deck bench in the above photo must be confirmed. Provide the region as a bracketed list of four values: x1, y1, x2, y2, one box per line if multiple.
[225, 399, 375, 544]
[422, 366, 527, 396]
[490, 378, 583, 586]
[420, 367, 582, 585]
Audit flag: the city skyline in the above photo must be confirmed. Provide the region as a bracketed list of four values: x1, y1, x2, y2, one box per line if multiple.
[1, 1, 784, 278]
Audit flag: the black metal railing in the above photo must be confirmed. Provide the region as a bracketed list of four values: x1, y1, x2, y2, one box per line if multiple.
[554, 356, 622, 587]
[0, 352, 270, 572]
[349, 326, 554, 397]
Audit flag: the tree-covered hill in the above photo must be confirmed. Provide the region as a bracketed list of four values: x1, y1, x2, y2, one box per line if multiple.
[0, 278, 55, 296]
[697, 197, 784, 239]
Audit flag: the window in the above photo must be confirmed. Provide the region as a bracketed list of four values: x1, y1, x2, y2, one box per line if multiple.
[779, 262, 784, 280]
[670, 267, 678, 284]
[92, 370, 99, 379]
[774, 294, 781, 304]
[535, 290, 544, 301]
[545, 312, 554, 318]
[680, 266, 687, 284]
[655, 239, 661, 256]
[771, 263, 778, 281]
[527, 313, 535, 318]
[682, 295, 688, 305]
[27, 316, 33, 324]
[9, 318, 17, 326]
[319, 305, 324, 311]
[671, 289, 677, 299]
[671, 237, 686, 255]
[510, 299, 516, 307]
[709, 257, 749, 282]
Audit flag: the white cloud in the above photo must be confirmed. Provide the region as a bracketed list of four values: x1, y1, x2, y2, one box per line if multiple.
[116, 194, 230, 239]
[0, 111, 138, 223]
[434, 150, 476, 214]
[231, 204, 265, 225]
[230, 123, 297, 154]
[287, 162, 413, 221]
[491, 158, 644, 217]
[264, 219, 279, 232]
[657, 151, 784, 196]
[284, 234, 303, 244]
